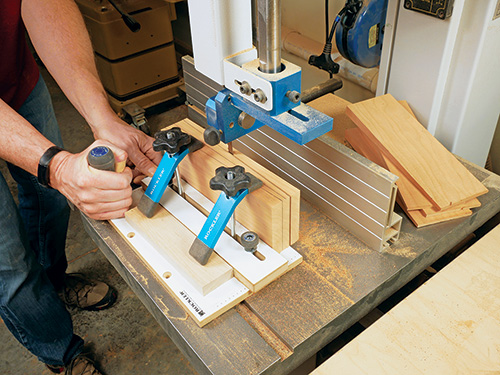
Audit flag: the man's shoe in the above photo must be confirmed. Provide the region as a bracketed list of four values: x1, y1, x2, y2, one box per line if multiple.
[46, 355, 103, 375]
[65, 355, 103, 375]
[62, 273, 117, 311]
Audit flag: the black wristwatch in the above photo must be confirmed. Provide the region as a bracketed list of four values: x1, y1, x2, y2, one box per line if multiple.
[37, 146, 65, 188]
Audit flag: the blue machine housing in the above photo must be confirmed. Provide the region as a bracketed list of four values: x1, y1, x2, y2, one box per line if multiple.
[335, 0, 388, 68]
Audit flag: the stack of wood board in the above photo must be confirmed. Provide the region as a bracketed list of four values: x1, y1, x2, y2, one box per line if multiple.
[168, 118, 301, 251]
[345, 94, 488, 227]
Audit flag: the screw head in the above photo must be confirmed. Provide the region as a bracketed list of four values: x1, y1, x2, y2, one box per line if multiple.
[239, 81, 252, 95]
[286, 90, 301, 104]
[253, 89, 267, 104]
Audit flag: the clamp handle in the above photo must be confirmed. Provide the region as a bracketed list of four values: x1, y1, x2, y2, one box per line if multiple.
[87, 146, 126, 173]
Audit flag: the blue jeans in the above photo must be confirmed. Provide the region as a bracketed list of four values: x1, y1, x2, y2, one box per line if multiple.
[0, 75, 83, 366]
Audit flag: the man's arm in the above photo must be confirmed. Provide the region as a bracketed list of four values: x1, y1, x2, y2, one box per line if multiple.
[21, 0, 162, 176]
[0, 99, 133, 220]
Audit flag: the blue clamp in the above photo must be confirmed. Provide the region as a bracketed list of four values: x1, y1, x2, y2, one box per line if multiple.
[189, 166, 263, 265]
[137, 127, 203, 218]
[205, 88, 333, 145]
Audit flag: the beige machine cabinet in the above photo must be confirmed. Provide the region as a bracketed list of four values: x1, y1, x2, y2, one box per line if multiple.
[76, 0, 182, 107]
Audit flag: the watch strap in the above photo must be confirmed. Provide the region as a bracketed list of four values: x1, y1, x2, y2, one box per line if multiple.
[37, 146, 65, 188]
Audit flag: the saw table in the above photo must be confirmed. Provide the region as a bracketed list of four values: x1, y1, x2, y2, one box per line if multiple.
[82, 158, 500, 375]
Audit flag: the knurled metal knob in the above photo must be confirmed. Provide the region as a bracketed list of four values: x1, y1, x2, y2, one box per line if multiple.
[240, 231, 259, 253]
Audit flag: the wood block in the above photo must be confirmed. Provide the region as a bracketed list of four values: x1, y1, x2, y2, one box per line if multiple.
[125, 207, 233, 295]
[346, 94, 488, 209]
[312, 225, 500, 374]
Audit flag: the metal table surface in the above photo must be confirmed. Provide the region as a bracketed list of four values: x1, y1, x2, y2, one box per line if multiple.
[82, 160, 500, 375]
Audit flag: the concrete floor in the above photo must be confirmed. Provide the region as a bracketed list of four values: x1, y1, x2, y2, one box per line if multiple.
[0, 69, 198, 375]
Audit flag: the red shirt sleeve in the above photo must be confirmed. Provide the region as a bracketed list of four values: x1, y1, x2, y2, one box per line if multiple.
[0, 0, 40, 110]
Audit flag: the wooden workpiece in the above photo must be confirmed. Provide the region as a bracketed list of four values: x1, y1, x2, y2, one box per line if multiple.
[177, 118, 301, 245]
[346, 94, 488, 210]
[345, 127, 431, 211]
[169, 118, 300, 251]
[345, 128, 476, 227]
[313, 224, 500, 374]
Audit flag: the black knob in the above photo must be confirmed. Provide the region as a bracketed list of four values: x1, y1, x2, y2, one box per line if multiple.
[153, 127, 191, 155]
[210, 166, 250, 197]
[204, 126, 221, 146]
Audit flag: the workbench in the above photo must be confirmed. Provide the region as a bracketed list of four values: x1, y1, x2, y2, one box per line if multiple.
[82, 158, 500, 375]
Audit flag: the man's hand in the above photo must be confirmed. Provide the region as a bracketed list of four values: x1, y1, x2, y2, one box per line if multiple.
[49, 141, 133, 220]
[93, 119, 162, 182]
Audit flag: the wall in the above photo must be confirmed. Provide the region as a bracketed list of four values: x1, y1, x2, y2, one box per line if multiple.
[281, 0, 374, 103]
[282, 0, 344, 44]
